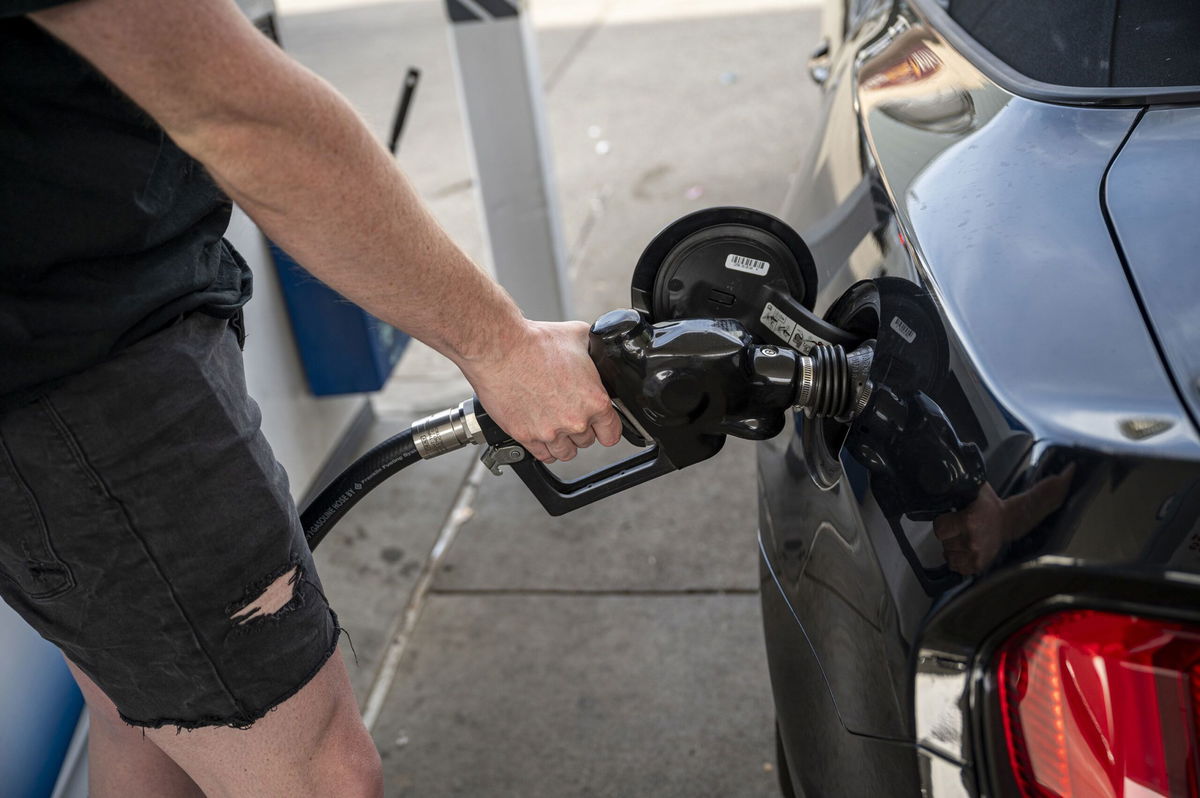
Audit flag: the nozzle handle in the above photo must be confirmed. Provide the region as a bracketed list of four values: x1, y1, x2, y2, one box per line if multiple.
[508, 444, 677, 517]
[472, 402, 680, 516]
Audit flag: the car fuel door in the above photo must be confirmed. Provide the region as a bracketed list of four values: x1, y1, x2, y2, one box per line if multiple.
[825, 279, 988, 595]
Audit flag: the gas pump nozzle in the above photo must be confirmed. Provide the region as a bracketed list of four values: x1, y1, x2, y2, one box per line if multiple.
[440, 309, 874, 516]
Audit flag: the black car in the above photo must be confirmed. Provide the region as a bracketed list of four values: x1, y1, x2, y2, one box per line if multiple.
[754, 1, 1200, 796]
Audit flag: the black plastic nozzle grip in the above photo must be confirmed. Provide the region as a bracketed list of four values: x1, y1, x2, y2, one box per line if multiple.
[506, 445, 678, 517]
[472, 401, 678, 517]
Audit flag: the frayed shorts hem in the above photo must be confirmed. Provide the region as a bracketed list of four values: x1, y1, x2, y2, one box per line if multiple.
[117, 609, 342, 732]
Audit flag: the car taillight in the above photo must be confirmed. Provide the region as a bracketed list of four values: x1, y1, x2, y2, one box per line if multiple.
[995, 610, 1200, 797]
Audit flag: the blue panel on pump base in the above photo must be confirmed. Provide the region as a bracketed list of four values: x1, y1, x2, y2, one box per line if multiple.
[269, 243, 409, 396]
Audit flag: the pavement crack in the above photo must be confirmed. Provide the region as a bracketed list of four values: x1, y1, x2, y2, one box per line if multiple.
[359, 459, 487, 732]
[567, 184, 612, 282]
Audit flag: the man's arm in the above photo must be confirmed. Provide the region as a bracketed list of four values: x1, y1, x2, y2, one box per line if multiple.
[32, 0, 620, 463]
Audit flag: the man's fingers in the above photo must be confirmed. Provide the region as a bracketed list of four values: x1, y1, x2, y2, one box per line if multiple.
[569, 429, 597, 449]
[589, 424, 611, 448]
[591, 406, 624, 447]
[526, 440, 555, 464]
[940, 535, 968, 553]
[547, 435, 578, 462]
[933, 515, 963, 541]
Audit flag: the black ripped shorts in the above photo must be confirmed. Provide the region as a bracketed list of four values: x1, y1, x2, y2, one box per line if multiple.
[0, 313, 339, 729]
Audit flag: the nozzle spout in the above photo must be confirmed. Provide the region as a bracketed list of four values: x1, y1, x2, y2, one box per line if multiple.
[795, 341, 874, 422]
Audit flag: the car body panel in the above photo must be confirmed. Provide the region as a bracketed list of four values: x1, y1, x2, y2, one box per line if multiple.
[1105, 107, 1200, 432]
[759, 1, 1200, 795]
[760, 541, 920, 796]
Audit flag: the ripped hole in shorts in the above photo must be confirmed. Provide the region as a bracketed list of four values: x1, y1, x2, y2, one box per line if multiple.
[228, 564, 301, 625]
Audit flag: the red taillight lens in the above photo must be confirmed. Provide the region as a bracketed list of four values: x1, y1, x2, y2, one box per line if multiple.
[995, 610, 1200, 797]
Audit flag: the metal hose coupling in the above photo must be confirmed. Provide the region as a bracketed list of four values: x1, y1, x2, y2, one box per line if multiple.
[794, 341, 875, 422]
[411, 399, 487, 459]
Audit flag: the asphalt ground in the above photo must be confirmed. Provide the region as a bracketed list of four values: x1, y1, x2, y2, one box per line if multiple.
[279, 1, 823, 793]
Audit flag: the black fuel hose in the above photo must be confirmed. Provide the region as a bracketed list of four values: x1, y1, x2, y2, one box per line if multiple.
[300, 428, 422, 551]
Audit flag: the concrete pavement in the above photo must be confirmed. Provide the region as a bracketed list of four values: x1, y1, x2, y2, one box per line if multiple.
[279, 1, 824, 794]
[371, 594, 774, 797]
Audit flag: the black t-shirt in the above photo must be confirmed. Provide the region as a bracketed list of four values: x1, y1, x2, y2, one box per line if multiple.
[0, 0, 252, 409]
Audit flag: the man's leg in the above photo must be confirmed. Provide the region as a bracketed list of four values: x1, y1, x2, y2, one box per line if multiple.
[67, 661, 205, 798]
[69, 652, 380, 798]
[0, 314, 376, 794]
[143, 653, 381, 798]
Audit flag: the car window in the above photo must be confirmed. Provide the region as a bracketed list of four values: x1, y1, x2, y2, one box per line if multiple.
[946, 0, 1200, 88]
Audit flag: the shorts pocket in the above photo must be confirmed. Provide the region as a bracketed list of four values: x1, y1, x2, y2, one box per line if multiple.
[0, 437, 74, 600]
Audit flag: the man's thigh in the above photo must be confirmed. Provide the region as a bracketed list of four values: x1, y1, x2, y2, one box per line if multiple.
[0, 312, 339, 729]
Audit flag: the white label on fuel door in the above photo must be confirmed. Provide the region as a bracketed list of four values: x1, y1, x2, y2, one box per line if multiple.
[725, 253, 771, 276]
[890, 315, 917, 343]
[760, 302, 830, 354]
[761, 302, 796, 343]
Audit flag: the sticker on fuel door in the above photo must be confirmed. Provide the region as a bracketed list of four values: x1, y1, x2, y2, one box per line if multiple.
[890, 315, 917, 343]
[725, 253, 771, 276]
[760, 302, 829, 354]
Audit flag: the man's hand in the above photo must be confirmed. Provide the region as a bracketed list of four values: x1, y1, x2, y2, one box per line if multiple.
[463, 321, 622, 463]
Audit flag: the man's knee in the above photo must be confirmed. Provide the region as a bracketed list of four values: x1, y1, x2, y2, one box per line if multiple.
[334, 731, 383, 798]
[289, 659, 382, 797]
[311, 706, 383, 797]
